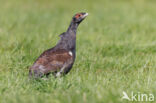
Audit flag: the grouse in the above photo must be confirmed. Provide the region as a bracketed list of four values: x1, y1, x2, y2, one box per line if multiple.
[29, 12, 88, 78]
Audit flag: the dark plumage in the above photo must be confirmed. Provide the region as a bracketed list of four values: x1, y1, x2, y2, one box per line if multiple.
[29, 12, 88, 78]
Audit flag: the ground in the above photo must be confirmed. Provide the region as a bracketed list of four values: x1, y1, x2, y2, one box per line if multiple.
[0, 0, 156, 103]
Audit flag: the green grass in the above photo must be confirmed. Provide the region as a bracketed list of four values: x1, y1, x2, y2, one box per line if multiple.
[0, 0, 156, 103]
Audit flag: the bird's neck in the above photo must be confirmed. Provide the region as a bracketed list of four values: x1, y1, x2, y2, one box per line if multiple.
[67, 21, 79, 34]
[66, 22, 78, 51]
[55, 21, 79, 52]
[65, 21, 79, 51]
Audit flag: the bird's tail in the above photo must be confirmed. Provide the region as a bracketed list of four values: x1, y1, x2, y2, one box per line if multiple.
[29, 69, 44, 79]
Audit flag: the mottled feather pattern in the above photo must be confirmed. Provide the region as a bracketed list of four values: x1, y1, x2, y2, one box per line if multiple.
[29, 49, 74, 77]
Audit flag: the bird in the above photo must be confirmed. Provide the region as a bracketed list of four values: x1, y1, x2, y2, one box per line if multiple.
[29, 12, 88, 78]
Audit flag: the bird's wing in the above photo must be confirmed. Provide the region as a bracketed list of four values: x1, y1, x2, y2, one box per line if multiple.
[30, 49, 73, 74]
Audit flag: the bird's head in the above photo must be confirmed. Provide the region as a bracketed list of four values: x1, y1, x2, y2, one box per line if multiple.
[72, 12, 88, 23]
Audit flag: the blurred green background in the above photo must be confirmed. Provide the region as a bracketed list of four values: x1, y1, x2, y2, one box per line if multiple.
[0, 0, 156, 103]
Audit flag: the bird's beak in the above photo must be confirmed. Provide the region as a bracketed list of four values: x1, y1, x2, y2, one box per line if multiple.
[82, 13, 88, 18]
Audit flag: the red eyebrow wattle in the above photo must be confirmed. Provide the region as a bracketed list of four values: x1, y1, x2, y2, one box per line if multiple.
[75, 14, 81, 18]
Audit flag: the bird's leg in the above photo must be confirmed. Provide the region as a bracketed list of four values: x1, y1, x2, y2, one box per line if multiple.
[55, 72, 62, 77]
[56, 64, 66, 77]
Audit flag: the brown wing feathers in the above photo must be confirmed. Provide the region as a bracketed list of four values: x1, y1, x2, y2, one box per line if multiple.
[29, 49, 73, 78]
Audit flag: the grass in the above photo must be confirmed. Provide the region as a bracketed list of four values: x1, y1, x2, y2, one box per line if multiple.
[0, 0, 156, 103]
